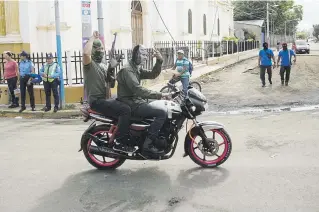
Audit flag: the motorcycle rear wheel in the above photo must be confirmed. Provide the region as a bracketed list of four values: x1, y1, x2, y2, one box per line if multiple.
[82, 125, 126, 170]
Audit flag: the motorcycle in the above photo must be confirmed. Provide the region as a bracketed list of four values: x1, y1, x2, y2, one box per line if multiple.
[78, 85, 232, 169]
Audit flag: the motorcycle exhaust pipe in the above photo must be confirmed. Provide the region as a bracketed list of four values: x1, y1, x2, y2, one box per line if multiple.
[89, 145, 119, 158]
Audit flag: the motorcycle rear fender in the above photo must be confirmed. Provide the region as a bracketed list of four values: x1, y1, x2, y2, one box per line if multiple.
[78, 122, 97, 152]
[183, 121, 224, 157]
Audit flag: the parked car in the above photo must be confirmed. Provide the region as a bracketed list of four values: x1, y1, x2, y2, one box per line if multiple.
[294, 40, 310, 54]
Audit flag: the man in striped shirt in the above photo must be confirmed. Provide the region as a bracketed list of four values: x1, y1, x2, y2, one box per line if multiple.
[171, 49, 191, 96]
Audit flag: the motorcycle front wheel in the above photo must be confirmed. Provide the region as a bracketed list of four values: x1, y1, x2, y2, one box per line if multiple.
[81, 124, 126, 170]
[186, 128, 232, 168]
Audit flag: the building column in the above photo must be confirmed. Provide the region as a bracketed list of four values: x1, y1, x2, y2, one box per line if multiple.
[4, 0, 20, 35]
[0, 0, 6, 36]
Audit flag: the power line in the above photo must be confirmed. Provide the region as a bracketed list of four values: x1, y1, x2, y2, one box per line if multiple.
[152, 0, 176, 43]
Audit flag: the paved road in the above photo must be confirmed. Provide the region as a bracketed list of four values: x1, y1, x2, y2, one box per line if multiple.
[1, 111, 319, 212]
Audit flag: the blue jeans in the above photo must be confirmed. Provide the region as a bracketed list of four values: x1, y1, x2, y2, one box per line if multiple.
[180, 77, 190, 96]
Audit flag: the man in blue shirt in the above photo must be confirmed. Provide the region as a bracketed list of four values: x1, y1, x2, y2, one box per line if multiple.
[277, 43, 296, 86]
[258, 42, 276, 87]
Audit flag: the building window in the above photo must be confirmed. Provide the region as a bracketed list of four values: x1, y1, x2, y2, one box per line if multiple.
[131, 0, 143, 47]
[217, 18, 220, 36]
[203, 14, 207, 35]
[188, 9, 192, 34]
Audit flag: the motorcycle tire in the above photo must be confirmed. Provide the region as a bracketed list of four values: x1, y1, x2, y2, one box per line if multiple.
[186, 128, 232, 168]
[190, 81, 202, 92]
[82, 124, 126, 170]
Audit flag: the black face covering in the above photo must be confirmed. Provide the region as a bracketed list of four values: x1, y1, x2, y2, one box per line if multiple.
[263, 43, 268, 50]
[132, 45, 148, 66]
[283, 45, 288, 50]
[92, 39, 105, 63]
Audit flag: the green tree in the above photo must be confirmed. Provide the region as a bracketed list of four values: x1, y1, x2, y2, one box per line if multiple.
[233, 0, 303, 35]
[313, 25, 319, 40]
[296, 31, 307, 39]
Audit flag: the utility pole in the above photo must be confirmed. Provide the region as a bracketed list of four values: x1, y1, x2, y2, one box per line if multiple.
[54, 0, 65, 109]
[266, 2, 270, 45]
[97, 0, 111, 98]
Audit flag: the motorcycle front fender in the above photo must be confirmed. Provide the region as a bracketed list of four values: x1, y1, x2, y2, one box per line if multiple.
[78, 122, 97, 152]
[183, 121, 224, 157]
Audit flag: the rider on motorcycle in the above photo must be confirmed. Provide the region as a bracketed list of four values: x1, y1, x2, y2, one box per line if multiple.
[83, 31, 135, 153]
[116, 45, 170, 156]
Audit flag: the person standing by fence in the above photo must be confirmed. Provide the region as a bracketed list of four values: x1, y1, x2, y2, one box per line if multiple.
[18, 51, 35, 113]
[3, 51, 19, 108]
[39, 53, 61, 113]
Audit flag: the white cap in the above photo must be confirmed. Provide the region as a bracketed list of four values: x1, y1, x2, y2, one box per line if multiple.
[177, 49, 184, 54]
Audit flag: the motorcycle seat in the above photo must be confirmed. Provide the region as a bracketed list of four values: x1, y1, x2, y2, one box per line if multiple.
[87, 108, 154, 124]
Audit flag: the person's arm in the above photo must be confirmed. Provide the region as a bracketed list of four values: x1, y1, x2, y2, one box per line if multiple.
[15, 62, 20, 85]
[139, 50, 164, 80]
[83, 31, 99, 66]
[39, 65, 46, 77]
[30, 62, 35, 74]
[291, 50, 296, 63]
[277, 52, 281, 66]
[258, 51, 261, 66]
[123, 69, 163, 99]
[271, 50, 276, 67]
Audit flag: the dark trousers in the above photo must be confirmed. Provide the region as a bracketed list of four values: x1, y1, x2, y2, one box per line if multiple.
[20, 76, 35, 108]
[132, 103, 167, 141]
[280, 66, 291, 83]
[43, 79, 59, 109]
[260, 65, 272, 85]
[91, 99, 131, 144]
[7, 77, 19, 105]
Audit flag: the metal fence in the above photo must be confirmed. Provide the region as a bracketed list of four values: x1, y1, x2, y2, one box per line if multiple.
[0, 40, 260, 85]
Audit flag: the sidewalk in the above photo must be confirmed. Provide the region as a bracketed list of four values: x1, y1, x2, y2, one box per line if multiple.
[0, 49, 260, 119]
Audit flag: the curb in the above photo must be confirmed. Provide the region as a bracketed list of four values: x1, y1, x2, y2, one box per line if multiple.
[0, 110, 80, 119]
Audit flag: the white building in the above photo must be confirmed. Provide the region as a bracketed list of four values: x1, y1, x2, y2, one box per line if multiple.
[0, 0, 234, 53]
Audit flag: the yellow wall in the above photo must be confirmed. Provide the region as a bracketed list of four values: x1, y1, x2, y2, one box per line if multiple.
[0, 85, 118, 105]
[0, 43, 30, 54]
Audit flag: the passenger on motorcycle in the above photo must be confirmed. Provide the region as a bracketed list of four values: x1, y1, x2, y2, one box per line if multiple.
[83, 31, 135, 153]
[171, 49, 191, 96]
[116, 45, 170, 156]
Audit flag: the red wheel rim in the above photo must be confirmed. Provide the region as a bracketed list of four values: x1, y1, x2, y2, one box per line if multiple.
[190, 129, 229, 165]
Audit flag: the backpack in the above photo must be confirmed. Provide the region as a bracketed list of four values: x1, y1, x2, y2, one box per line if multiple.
[175, 58, 193, 75]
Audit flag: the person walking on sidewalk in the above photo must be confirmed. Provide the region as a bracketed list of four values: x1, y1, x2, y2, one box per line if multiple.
[258, 42, 276, 87]
[277, 43, 296, 86]
[39, 53, 61, 113]
[18, 51, 35, 113]
[3, 51, 19, 108]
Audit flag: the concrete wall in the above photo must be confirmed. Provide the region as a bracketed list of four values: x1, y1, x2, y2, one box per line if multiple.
[16, 0, 234, 53]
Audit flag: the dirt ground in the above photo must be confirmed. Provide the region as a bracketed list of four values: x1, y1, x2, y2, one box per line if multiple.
[201, 55, 319, 112]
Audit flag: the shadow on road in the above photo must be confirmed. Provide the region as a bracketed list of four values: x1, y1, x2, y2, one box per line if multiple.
[29, 166, 229, 212]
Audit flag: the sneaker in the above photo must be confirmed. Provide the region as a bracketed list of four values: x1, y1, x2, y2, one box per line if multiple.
[281, 81, 284, 86]
[8, 104, 15, 109]
[262, 84, 266, 87]
[53, 107, 58, 113]
[143, 137, 165, 155]
[19, 107, 26, 113]
[285, 82, 288, 86]
[44, 107, 51, 112]
[113, 142, 137, 153]
[269, 80, 272, 85]
[31, 107, 36, 111]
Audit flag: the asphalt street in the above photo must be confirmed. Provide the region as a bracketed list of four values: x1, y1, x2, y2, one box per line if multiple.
[1, 110, 319, 212]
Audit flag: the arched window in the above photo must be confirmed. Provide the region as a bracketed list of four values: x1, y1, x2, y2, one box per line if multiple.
[131, 0, 143, 47]
[203, 14, 207, 35]
[188, 9, 192, 34]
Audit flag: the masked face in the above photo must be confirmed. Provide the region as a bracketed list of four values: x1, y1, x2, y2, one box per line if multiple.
[263, 43, 268, 49]
[91, 39, 105, 63]
[282, 44, 287, 50]
[134, 45, 148, 65]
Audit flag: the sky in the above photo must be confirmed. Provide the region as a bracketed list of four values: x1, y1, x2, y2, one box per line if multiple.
[295, 0, 319, 30]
